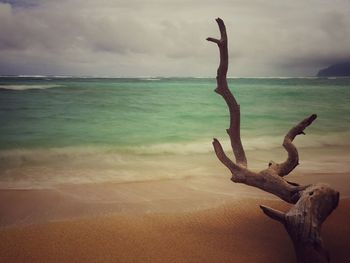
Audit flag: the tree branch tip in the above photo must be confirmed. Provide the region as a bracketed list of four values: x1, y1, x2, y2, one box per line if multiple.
[260, 205, 286, 223]
[304, 113, 317, 126]
[206, 37, 220, 44]
[212, 138, 222, 148]
[215, 17, 224, 24]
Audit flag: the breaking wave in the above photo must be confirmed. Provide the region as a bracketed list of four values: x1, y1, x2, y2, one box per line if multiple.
[125, 132, 350, 155]
[0, 84, 61, 91]
[0, 130, 349, 188]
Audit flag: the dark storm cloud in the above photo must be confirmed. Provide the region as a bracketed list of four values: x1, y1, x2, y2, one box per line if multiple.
[0, 0, 39, 8]
[0, 0, 350, 76]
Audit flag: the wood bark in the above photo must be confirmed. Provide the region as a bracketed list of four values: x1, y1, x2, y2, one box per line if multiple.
[207, 18, 339, 263]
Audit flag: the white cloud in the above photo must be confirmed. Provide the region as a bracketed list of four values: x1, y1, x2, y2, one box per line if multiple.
[0, 0, 350, 76]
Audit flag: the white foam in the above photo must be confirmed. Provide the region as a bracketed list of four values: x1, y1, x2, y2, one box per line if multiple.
[0, 131, 349, 188]
[0, 146, 198, 188]
[0, 150, 347, 189]
[0, 84, 61, 91]
[125, 132, 350, 155]
[141, 78, 161, 81]
[17, 75, 47, 78]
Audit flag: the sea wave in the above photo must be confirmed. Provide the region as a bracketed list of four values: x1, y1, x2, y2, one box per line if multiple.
[0, 132, 348, 159]
[125, 132, 350, 155]
[141, 78, 161, 81]
[0, 132, 349, 188]
[0, 84, 61, 91]
[0, 146, 199, 188]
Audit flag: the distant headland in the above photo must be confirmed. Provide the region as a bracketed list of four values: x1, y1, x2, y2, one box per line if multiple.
[317, 61, 350, 77]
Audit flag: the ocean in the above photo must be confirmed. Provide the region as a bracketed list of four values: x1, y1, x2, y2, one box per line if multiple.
[0, 77, 349, 188]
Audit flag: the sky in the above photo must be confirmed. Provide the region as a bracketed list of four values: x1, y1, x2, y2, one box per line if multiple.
[0, 0, 350, 77]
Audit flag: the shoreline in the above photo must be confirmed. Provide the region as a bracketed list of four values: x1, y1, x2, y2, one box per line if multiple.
[1, 172, 349, 262]
[1, 171, 349, 228]
[0, 176, 274, 228]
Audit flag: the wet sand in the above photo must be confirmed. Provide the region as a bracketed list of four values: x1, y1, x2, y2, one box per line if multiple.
[0, 174, 349, 262]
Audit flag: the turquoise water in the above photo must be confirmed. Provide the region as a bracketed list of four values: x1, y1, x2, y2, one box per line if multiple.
[0, 77, 349, 187]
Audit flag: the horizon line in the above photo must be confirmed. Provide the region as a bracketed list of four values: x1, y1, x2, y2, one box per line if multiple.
[0, 75, 336, 79]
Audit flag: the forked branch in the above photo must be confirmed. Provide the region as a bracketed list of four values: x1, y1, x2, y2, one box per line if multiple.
[207, 18, 247, 168]
[270, 114, 318, 176]
[207, 17, 339, 263]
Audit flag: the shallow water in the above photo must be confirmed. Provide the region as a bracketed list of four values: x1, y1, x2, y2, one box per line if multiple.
[0, 77, 349, 188]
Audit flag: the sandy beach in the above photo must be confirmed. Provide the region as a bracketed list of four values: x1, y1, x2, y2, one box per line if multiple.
[1, 173, 349, 263]
[1, 2, 350, 261]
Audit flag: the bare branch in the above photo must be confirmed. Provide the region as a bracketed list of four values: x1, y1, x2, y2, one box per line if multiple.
[207, 18, 339, 263]
[208, 18, 304, 204]
[206, 37, 220, 45]
[213, 141, 302, 203]
[212, 138, 242, 176]
[272, 114, 317, 176]
[260, 205, 286, 223]
[207, 17, 247, 167]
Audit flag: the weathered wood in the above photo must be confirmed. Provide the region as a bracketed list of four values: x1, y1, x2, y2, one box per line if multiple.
[207, 18, 339, 263]
[213, 137, 305, 203]
[261, 184, 339, 263]
[207, 18, 247, 168]
[271, 114, 317, 177]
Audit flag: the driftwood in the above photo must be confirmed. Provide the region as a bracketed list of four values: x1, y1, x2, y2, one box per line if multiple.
[207, 18, 339, 263]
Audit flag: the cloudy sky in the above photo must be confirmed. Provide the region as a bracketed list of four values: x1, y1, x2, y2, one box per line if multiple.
[0, 0, 350, 77]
